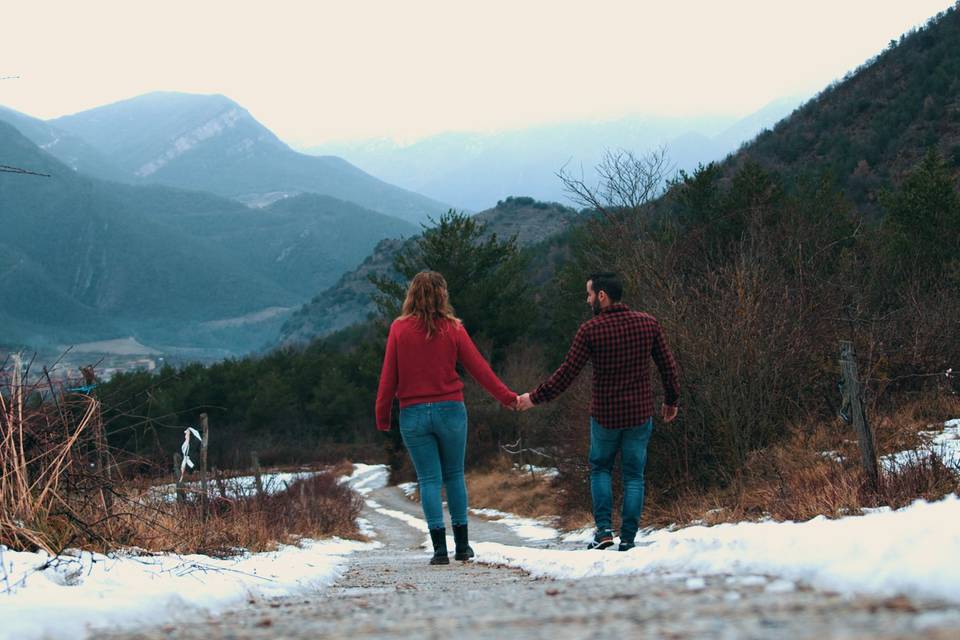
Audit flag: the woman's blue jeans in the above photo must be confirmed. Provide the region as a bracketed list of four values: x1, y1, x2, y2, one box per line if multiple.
[399, 401, 469, 530]
[589, 416, 654, 544]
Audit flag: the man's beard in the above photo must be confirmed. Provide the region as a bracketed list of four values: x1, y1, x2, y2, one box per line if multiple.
[591, 299, 602, 316]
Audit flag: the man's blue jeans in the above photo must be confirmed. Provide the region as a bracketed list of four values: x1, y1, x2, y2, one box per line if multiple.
[399, 401, 469, 530]
[589, 416, 654, 543]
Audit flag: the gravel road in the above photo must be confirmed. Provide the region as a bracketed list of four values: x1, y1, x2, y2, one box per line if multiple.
[102, 485, 960, 640]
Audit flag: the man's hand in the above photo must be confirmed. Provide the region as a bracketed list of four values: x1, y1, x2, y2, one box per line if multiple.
[516, 393, 535, 412]
[661, 403, 678, 423]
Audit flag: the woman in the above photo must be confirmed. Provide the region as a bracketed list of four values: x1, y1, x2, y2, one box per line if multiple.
[375, 271, 518, 565]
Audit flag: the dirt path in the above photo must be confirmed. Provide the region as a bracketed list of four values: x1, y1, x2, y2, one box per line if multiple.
[102, 485, 960, 639]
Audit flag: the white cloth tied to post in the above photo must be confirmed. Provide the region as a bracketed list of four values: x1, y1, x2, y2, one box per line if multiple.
[180, 427, 202, 480]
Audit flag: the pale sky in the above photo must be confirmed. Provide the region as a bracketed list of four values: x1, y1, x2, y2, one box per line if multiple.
[1, 0, 955, 145]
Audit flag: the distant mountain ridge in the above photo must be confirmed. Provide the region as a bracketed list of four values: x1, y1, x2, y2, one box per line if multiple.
[304, 97, 803, 211]
[0, 121, 416, 352]
[0, 92, 452, 225]
[277, 197, 580, 345]
[0, 106, 130, 181]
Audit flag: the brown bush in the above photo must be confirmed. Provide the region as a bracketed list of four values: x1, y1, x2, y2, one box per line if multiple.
[0, 359, 363, 555]
[464, 456, 560, 520]
[122, 472, 365, 556]
[640, 407, 959, 529]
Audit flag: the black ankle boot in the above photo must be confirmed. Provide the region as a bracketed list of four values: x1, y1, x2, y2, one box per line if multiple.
[429, 527, 449, 565]
[452, 523, 475, 561]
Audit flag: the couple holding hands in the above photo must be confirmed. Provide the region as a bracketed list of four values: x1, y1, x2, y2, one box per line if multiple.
[375, 270, 680, 564]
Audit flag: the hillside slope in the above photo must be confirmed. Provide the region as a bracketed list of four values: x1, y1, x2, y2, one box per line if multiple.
[730, 7, 960, 212]
[0, 122, 416, 350]
[49, 92, 451, 224]
[277, 198, 579, 344]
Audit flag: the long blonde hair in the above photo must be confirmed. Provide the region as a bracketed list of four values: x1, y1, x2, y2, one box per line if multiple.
[399, 271, 459, 338]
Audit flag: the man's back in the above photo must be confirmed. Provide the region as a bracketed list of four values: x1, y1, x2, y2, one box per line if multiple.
[531, 303, 679, 429]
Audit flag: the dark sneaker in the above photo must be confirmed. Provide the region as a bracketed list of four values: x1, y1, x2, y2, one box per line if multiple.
[618, 541, 636, 552]
[586, 530, 614, 550]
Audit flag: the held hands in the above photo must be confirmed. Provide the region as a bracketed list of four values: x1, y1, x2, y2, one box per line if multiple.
[514, 393, 535, 412]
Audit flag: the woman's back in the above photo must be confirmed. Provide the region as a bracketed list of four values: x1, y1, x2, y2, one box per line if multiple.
[391, 316, 464, 406]
[375, 315, 515, 431]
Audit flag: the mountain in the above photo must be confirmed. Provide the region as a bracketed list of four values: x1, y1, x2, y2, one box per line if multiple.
[726, 8, 960, 213]
[0, 121, 417, 352]
[106, 188, 417, 299]
[0, 106, 130, 182]
[304, 99, 803, 211]
[48, 92, 450, 224]
[277, 197, 580, 345]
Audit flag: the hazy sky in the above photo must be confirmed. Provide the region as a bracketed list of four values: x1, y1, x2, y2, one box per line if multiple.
[1, 1, 955, 145]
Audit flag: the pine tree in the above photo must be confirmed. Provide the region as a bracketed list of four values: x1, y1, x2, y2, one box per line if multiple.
[370, 210, 533, 360]
[880, 149, 960, 286]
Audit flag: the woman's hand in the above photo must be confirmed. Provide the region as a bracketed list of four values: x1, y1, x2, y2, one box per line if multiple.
[516, 393, 535, 412]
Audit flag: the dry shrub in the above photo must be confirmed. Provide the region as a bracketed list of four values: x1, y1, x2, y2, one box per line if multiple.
[119, 472, 364, 556]
[881, 452, 958, 509]
[641, 407, 959, 529]
[0, 357, 363, 555]
[871, 393, 960, 455]
[1, 358, 112, 553]
[465, 456, 560, 520]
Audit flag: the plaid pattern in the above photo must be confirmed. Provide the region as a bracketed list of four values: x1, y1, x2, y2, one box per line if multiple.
[530, 303, 680, 429]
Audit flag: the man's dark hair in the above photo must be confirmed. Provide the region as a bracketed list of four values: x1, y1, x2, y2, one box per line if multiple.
[588, 272, 623, 302]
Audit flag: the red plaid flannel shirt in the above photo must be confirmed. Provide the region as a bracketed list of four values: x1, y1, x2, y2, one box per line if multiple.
[530, 303, 680, 429]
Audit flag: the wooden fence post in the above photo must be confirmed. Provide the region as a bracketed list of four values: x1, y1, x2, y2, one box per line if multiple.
[199, 413, 209, 515]
[251, 450, 264, 497]
[173, 452, 186, 504]
[839, 340, 880, 492]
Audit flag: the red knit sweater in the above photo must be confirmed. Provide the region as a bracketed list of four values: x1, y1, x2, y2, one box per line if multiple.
[375, 317, 516, 431]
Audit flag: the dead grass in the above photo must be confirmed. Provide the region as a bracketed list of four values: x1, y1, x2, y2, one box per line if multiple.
[642, 396, 960, 529]
[399, 457, 564, 522]
[0, 359, 363, 556]
[465, 457, 560, 520]
[116, 472, 364, 556]
[453, 395, 959, 534]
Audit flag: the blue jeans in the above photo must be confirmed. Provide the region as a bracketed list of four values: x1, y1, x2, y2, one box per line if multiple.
[399, 401, 469, 530]
[589, 416, 654, 543]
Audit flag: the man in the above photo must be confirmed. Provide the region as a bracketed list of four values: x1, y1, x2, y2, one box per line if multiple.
[517, 272, 679, 551]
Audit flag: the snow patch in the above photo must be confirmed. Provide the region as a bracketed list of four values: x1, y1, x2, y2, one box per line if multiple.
[514, 464, 559, 479]
[341, 464, 389, 496]
[471, 494, 960, 603]
[882, 419, 960, 473]
[0, 538, 374, 640]
[135, 108, 244, 177]
[469, 508, 559, 541]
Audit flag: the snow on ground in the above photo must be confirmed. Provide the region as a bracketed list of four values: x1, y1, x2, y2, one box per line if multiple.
[882, 418, 960, 473]
[472, 494, 960, 604]
[469, 508, 559, 541]
[397, 481, 418, 497]
[151, 470, 323, 501]
[560, 527, 597, 544]
[0, 538, 374, 640]
[341, 463, 389, 496]
[0, 463, 386, 640]
[513, 464, 559, 479]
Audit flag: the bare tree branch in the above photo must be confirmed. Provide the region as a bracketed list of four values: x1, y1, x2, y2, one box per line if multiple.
[0, 164, 50, 177]
[557, 145, 674, 222]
